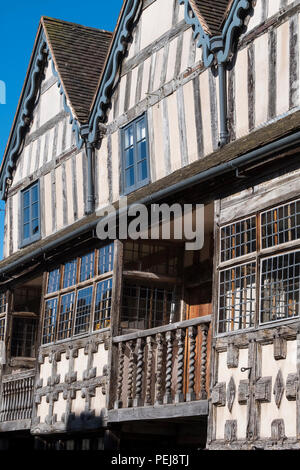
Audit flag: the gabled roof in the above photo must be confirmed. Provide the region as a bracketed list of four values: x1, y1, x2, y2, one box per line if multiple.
[0, 16, 113, 199]
[42, 17, 113, 124]
[189, 0, 233, 36]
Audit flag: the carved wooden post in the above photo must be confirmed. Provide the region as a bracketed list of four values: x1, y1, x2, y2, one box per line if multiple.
[145, 336, 154, 406]
[134, 338, 145, 407]
[127, 340, 135, 408]
[163, 331, 174, 405]
[114, 342, 125, 409]
[186, 326, 196, 402]
[155, 333, 164, 405]
[175, 328, 186, 403]
[200, 324, 209, 400]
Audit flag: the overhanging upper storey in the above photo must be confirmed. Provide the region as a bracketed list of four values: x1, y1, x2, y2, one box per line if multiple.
[0, 17, 112, 201]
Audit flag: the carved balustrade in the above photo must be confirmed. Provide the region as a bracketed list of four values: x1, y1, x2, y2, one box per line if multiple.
[111, 316, 211, 410]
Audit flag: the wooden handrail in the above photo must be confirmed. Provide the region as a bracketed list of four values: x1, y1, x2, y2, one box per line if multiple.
[113, 315, 211, 343]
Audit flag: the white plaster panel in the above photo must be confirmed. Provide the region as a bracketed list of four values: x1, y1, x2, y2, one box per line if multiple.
[56, 352, 69, 383]
[140, 0, 173, 50]
[75, 152, 84, 220]
[260, 342, 297, 438]
[53, 392, 66, 422]
[40, 356, 52, 387]
[152, 102, 165, 180]
[55, 165, 64, 230]
[166, 38, 177, 83]
[216, 348, 249, 440]
[129, 65, 139, 109]
[39, 83, 62, 128]
[141, 56, 151, 102]
[268, 0, 280, 18]
[235, 47, 249, 139]
[47, 128, 54, 163]
[199, 70, 213, 156]
[183, 80, 198, 163]
[111, 131, 120, 203]
[246, 0, 263, 34]
[65, 157, 74, 225]
[29, 139, 37, 175]
[73, 348, 88, 381]
[180, 29, 191, 75]
[12, 193, 19, 253]
[96, 139, 109, 210]
[91, 386, 106, 415]
[153, 48, 164, 91]
[254, 33, 269, 127]
[276, 21, 290, 116]
[93, 343, 108, 378]
[37, 395, 49, 423]
[71, 390, 86, 416]
[43, 172, 53, 236]
[118, 75, 127, 116]
[167, 92, 181, 172]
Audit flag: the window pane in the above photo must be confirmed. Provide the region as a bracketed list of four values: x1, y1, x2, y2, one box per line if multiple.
[43, 298, 58, 344]
[94, 279, 112, 330]
[121, 283, 179, 330]
[23, 190, 30, 207]
[218, 263, 256, 333]
[137, 160, 148, 182]
[137, 140, 147, 162]
[0, 317, 5, 341]
[0, 293, 6, 315]
[32, 202, 39, 219]
[80, 252, 95, 282]
[260, 251, 300, 323]
[136, 118, 146, 141]
[11, 317, 36, 357]
[74, 287, 93, 335]
[57, 292, 75, 340]
[125, 167, 135, 189]
[98, 243, 114, 275]
[31, 184, 38, 203]
[23, 223, 30, 239]
[48, 269, 60, 293]
[125, 148, 134, 168]
[63, 260, 77, 288]
[220, 217, 257, 262]
[24, 207, 30, 224]
[261, 200, 300, 249]
[125, 126, 134, 148]
[32, 218, 39, 235]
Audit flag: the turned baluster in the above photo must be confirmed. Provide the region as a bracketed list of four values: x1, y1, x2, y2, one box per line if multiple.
[186, 326, 196, 402]
[145, 337, 154, 406]
[0, 383, 8, 422]
[155, 333, 164, 405]
[11, 381, 17, 420]
[3, 382, 10, 422]
[127, 340, 136, 408]
[114, 342, 126, 409]
[133, 338, 145, 407]
[163, 331, 174, 404]
[200, 324, 209, 400]
[175, 328, 186, 403]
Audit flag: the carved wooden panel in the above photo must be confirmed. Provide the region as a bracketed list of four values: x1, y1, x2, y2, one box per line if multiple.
[211, 382, 226, 407]
[255, 377, 272, 403]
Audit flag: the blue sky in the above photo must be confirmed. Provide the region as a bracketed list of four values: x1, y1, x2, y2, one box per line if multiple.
[0, 0, 124, 259]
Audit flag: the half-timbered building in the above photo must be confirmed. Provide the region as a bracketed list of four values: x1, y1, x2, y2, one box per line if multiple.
[0, 0, 300, 451]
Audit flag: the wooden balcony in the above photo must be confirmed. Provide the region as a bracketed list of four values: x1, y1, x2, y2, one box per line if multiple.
[0, 370, 35, 431]
[108, 315, 211, 423]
